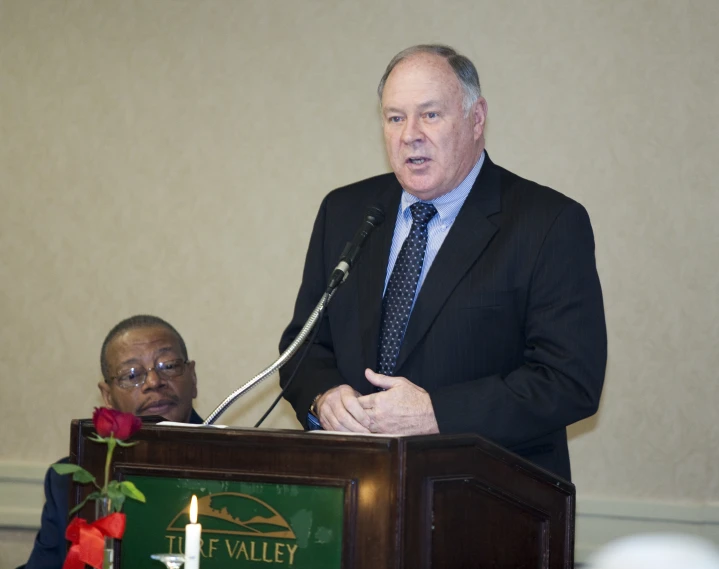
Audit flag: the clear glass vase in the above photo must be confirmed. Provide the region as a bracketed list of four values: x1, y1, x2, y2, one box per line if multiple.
[95, 496, 115, 569]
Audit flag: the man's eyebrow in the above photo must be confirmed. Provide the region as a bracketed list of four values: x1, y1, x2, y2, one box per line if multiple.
[118, 358, 141, 368]
[382, 101, 442, 114]
[117, 347, 179, 368]
[155, 346, 182, 359]
[151, 346, 181, 361]
[417, 100, 441, 110]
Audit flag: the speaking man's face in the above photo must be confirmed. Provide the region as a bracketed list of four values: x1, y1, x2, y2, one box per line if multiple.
[381, 52, 486, 201]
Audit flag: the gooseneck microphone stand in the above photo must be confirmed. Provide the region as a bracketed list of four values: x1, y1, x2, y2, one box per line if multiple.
[202, 205, 385, 426]
[202, 289, 334, 425]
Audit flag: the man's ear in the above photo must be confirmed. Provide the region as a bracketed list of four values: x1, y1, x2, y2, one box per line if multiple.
[473, 97, 488, 140]
[188, 361, 198, 399]
[98, 381, 114, 408]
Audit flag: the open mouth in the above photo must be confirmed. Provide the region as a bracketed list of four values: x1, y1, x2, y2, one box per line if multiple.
[407, 157, 429, 165]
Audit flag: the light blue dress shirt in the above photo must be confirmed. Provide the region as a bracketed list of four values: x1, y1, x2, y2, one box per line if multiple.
[384, 151, 485, 308]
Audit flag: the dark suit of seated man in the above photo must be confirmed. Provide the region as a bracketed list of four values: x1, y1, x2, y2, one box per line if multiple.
[21, 315, 203, 569]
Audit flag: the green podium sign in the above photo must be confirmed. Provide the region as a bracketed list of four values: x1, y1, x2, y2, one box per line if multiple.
[122, 475, 344, 568]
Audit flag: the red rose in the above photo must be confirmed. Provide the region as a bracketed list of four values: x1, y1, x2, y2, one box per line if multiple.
[92, 407, 142, 440]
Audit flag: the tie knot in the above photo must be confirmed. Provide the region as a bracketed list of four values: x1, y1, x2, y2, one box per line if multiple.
[409, 202, 438, 227]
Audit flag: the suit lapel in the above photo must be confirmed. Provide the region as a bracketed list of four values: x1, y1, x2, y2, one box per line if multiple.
[357, 180, 403, 369]
[394, 156, 503, 372]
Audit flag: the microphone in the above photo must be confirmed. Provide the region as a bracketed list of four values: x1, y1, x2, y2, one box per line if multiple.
[327, 205, 385, 291]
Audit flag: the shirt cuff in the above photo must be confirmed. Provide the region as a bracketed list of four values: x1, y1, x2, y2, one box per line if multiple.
[306, 412, 323, 431]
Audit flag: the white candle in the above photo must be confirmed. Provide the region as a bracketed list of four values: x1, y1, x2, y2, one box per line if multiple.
[184, 495, 202, 569]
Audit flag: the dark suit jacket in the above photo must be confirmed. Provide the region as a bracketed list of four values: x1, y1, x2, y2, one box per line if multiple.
[279, 154, 607, 481]
[21, 409, 203, 569]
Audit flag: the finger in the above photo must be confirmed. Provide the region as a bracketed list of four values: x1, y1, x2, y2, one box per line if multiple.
[343, 395, 372, 429]
[356, 393, 376, 409]
[329, 400, 371, 433]
[317, 386, 354, 430]
[320, 404, 347, 432]
[368, 419, 381, 434]
[364, 368, 397, 390]
[324, 408, 367, 433]
[356, 397, 381, 433]
[340, 410, 371, 433]
[337, 414, 371, 433]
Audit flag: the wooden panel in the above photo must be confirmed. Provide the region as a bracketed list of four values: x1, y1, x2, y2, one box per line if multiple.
[430, 477, 549, 568]
[401, 435, 574, 569]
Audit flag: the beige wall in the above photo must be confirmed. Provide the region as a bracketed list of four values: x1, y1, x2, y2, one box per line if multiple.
[1, 0, 718, 565]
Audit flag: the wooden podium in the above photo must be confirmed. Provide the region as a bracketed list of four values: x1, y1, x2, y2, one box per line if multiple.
[70, 419, 575, 568]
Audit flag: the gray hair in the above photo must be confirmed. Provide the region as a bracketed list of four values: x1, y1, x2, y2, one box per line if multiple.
[377, 44, 482, 115]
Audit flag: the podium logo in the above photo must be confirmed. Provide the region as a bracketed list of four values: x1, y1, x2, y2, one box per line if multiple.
[166, 492, 296, 538]
[165, 493, 299, 564]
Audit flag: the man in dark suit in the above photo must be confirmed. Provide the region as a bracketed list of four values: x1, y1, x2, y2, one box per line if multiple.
[22, 315, 202, 569]
[279, 44, 607, 481]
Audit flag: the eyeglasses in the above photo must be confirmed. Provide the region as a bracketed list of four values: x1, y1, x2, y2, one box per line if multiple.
[110, 359, 190, 390]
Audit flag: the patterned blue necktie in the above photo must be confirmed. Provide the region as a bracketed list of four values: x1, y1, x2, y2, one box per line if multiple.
[377, 202, 438, 376]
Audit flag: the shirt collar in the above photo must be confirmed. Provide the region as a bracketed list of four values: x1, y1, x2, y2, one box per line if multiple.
[399, 151, 485, 224]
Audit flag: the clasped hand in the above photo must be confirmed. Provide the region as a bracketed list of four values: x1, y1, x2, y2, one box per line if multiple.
[314, 369, 439, 435]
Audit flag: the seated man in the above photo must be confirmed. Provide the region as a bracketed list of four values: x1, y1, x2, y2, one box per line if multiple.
[22, 315, 201, 569]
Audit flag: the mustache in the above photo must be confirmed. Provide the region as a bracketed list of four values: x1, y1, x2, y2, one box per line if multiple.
[137, 396, 179, 414]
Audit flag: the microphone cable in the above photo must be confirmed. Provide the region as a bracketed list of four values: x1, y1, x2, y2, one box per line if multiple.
[253, 301, 327, 428]
[254, 205, 384, 428]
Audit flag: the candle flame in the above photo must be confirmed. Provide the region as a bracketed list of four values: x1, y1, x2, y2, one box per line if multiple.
[189, 494, 198, 524]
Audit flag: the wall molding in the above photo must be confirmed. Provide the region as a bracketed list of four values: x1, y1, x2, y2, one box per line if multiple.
[2, 461, 718, 559]
[0, 462, 47, 529]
